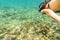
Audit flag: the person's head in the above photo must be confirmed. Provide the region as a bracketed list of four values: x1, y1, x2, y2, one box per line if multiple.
[39, 2, 47, 11]
[39, 0, 50, 12]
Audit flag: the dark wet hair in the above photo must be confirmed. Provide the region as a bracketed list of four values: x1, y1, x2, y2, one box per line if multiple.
[39, 2, 47, 11]
[39, 0, 50, 12]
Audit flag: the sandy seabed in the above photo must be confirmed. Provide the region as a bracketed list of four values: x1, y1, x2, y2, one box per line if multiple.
[0, 7, 60, 40]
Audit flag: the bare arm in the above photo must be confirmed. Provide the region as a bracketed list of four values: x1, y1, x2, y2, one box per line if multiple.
[41, 9, 60, 22]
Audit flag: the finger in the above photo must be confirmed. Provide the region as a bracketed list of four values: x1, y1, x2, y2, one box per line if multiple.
[41, 9, 48, 14]
[41, 9, 53, 14]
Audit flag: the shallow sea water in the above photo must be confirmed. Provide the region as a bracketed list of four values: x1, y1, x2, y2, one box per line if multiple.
[0, 0, 60, 40]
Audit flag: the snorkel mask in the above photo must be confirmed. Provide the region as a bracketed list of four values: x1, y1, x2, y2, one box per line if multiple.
[39, 0, 50, 11]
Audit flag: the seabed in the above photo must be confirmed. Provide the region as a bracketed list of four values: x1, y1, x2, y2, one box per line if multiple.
[0, 7, 60, 40]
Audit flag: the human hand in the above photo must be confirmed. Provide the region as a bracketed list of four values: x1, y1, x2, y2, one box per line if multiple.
[41, 9, 60, 22]
[41, 9, 55, 16]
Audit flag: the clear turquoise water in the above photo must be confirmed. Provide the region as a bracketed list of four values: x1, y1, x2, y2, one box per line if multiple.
[0, 0, 60, 40]
[0, 0, 43, 24]
[0, 0, 42, 9]
[0, 0, 59, 24]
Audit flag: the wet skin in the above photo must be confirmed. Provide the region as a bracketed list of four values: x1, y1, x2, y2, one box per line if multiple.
[39, 0, 60, 12]
[39, 0, 60, 22]
[45, 0, 60, 12]
[41, 9, 60, 22]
